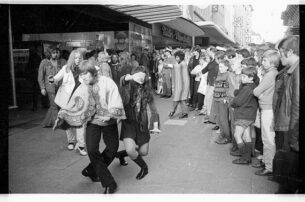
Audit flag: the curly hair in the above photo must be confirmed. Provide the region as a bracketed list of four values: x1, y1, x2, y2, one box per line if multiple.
[44, 45, 58, 59]
[174, 50, 185, 63]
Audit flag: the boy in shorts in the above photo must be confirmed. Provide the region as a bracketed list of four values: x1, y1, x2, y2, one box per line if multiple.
[230, 67, 259, 164]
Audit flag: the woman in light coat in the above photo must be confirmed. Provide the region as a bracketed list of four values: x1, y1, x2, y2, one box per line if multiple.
[169, 50, 190, 119]
[50, 49, 88, 156]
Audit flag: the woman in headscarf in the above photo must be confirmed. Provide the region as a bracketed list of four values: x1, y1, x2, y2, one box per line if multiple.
[116, 65, 161, 180]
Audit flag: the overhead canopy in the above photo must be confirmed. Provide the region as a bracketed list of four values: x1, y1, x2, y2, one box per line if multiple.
[196, 21, 236, 45]
[162, 17, 205, 37]
[106, 5, 182, 24]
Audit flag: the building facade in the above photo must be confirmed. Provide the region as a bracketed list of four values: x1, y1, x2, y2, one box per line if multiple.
[184, 5, 255, 47]
[233, 5, 253, 47]
[281, 5, 299, 36]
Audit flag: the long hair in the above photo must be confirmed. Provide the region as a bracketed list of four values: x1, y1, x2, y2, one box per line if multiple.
[65, 49, 83, 73]
[119, 51, 132, 66]
[44, 45, 57, 59]
[131, 65, 153, 102]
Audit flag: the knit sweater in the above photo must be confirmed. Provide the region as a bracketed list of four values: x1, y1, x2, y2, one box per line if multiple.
[231, 83, 258, 121]
[253, 67, 278, 109]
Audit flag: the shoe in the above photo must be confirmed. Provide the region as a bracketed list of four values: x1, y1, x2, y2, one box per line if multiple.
[67, 143, 74, 150]
[215, 137, 231, 145]
[230, 150, 241, 157]
[104, 182, 117, 194]
[251, 160, 265, 168]
[212, 126, 220, 130]
[255, 169, 272, 176]
[119, 156, 128, 166]
[81, 168, 100, 182]
[77, 147, 87, 156]
[168, 111, 175, 118]
[189, 107, 196, 111]
[74, 143, 87, 156]
[230, 145, 239, 153]
[232, 158, 251, 165]
[178, 113, 188, 119]
[204, 120, 215, 124]
[136, 166, 148, 180]
[256, 155, 263, 160]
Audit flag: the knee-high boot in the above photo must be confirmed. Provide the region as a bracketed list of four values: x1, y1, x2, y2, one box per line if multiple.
[232, 143, 251, 165]
[115, 150, 128, 166]
[133, 155, 148, 180]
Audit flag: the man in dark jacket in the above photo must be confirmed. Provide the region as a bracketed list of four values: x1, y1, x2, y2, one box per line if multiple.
[187, 45, 201, 109]
[201, 48, 221, 124]
[272, 35, 301, 193]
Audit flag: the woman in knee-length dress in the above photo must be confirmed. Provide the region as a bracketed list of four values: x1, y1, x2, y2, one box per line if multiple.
[169, 50, 190, 119]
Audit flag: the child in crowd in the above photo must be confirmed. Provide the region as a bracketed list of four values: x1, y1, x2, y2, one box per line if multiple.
[253, 49, 280, 176]
[213, 59, 234, 144]
[230, 67, 258, 164]
[225, 50, 243, 154]
[190, 52, 209, 114]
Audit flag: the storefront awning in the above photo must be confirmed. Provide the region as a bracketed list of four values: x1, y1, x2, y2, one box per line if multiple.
[106, 5, 182, 24]
[162, 17, 205, 37]
[196, 21, 236, 45]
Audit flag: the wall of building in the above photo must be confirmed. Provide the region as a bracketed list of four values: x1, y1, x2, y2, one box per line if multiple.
[233, 5, 253, 47]
[193, 5, 235, 44]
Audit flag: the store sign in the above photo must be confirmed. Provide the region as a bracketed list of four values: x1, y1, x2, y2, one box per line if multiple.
[161, 25, 174, 38]
[13, 49, 29, 64]
[129, 22, 152, 57]
[161, 25, 191, 44]
[66, 40, 93, 47]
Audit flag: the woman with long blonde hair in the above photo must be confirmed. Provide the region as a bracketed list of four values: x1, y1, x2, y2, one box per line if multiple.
[49, 49, 88, 156]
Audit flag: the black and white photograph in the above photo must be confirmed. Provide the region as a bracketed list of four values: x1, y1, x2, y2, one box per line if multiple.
[2, 0, 303, 200]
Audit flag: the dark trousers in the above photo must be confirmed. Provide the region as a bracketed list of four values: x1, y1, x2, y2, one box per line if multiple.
[189, 77, 196, 106]
[197, 93, 204, 110]
[85, 123, 119, 187]
[254, 126, 263, 153]
[150, 72, 157, 90]
[275, 131, 290, 151]
[192, 81, 200, 107]
[215, 101, 230, 139]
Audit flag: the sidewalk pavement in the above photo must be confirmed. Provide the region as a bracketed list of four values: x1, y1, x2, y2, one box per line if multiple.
[8, 95, 279, 193]
[9, 108, 47, 128]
